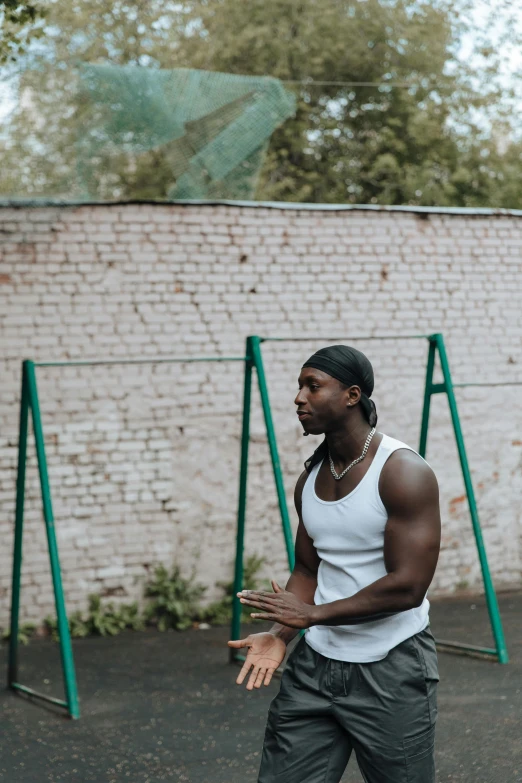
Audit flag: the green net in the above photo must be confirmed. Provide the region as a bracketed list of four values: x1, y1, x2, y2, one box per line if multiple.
[74, 65, 296, 201]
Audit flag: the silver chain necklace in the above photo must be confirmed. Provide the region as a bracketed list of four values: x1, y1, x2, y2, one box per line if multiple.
[328, 428, 376, 481]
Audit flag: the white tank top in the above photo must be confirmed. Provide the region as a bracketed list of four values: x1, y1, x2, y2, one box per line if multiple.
[302, 433, 430, 663]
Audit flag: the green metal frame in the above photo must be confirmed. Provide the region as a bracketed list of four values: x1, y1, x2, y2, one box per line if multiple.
[230, 333, 509, 665]
[419, 335, 508, 663]
[9, 353, 247, 719]
[9, 334, 509, 722]
[9, 361, 80, 718]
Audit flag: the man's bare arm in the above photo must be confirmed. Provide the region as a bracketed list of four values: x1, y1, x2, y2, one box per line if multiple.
[269, 471, 320, 644]
[311, 450, 441, 627]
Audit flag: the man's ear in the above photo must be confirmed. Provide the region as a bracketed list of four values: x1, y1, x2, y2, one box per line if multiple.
[346, 384, 362, 407]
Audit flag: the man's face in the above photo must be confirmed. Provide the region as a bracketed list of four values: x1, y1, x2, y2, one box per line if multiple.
[294, 368, 360, 435]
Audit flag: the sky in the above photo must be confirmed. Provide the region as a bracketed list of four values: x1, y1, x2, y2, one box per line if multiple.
[459, 1, 522, 89]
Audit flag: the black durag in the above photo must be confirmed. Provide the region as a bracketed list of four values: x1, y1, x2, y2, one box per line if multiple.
[301, 345, 378, 473]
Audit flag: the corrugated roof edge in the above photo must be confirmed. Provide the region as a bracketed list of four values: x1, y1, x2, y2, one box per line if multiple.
[0, 197, 522, 217]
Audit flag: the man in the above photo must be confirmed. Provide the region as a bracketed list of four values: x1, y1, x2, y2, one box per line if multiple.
[228, 345, 441, 783]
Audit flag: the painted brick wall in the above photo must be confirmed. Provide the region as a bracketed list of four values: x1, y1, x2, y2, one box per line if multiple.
[1, 202, 521, 626]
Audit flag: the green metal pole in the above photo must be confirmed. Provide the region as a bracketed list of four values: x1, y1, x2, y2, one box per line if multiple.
[8, 363, 30, 686]
[434, 334, 508, 664]
[250, 337, 295, 571]
[418, 339, 437, 458]
[230, 341, 253, 660]
[25, 361, 81, 716]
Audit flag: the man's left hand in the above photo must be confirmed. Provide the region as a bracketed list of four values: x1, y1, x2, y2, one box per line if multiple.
[238, 580, 317, 629]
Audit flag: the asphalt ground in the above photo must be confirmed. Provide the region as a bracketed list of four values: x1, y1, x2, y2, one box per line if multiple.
[1, 591, 521, 783]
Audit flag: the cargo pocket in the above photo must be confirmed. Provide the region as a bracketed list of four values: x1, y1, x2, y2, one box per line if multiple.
[403, 724, 436, 782]
[411, 630, 439, 726]
[415, 627, 440, 682]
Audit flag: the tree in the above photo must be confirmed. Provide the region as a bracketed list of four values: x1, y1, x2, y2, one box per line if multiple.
[0, 1, 191, 198]
[1, 0, 522, 206]
[175, 0, 522, 205]
[0, 1, 45, 63]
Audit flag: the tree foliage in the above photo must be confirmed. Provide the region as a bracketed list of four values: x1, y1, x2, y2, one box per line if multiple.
[1, 0, 522, 206]
[0, 1, 45, 63]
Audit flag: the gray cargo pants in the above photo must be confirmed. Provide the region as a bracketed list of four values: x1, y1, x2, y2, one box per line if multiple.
[258, 626, 439, 783]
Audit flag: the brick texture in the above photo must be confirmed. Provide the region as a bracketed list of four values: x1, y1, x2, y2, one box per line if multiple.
[1, 203, 521, 626]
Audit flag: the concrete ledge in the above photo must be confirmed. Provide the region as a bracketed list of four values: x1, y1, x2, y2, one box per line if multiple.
[1, 197, 522, 217]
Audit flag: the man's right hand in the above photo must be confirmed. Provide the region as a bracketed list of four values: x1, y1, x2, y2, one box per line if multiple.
[227, 632, 287, 690]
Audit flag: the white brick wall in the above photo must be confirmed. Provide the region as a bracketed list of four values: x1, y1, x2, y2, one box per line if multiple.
[1, 202, 521, 626]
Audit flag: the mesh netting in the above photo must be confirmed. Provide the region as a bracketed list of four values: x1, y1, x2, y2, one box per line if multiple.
[75, 64, 296, 200]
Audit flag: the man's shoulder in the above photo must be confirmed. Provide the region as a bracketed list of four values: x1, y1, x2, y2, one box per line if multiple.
[382, 442, 435, 478]
[379, 441, 439, 508]
[380, 434, 431, 472]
